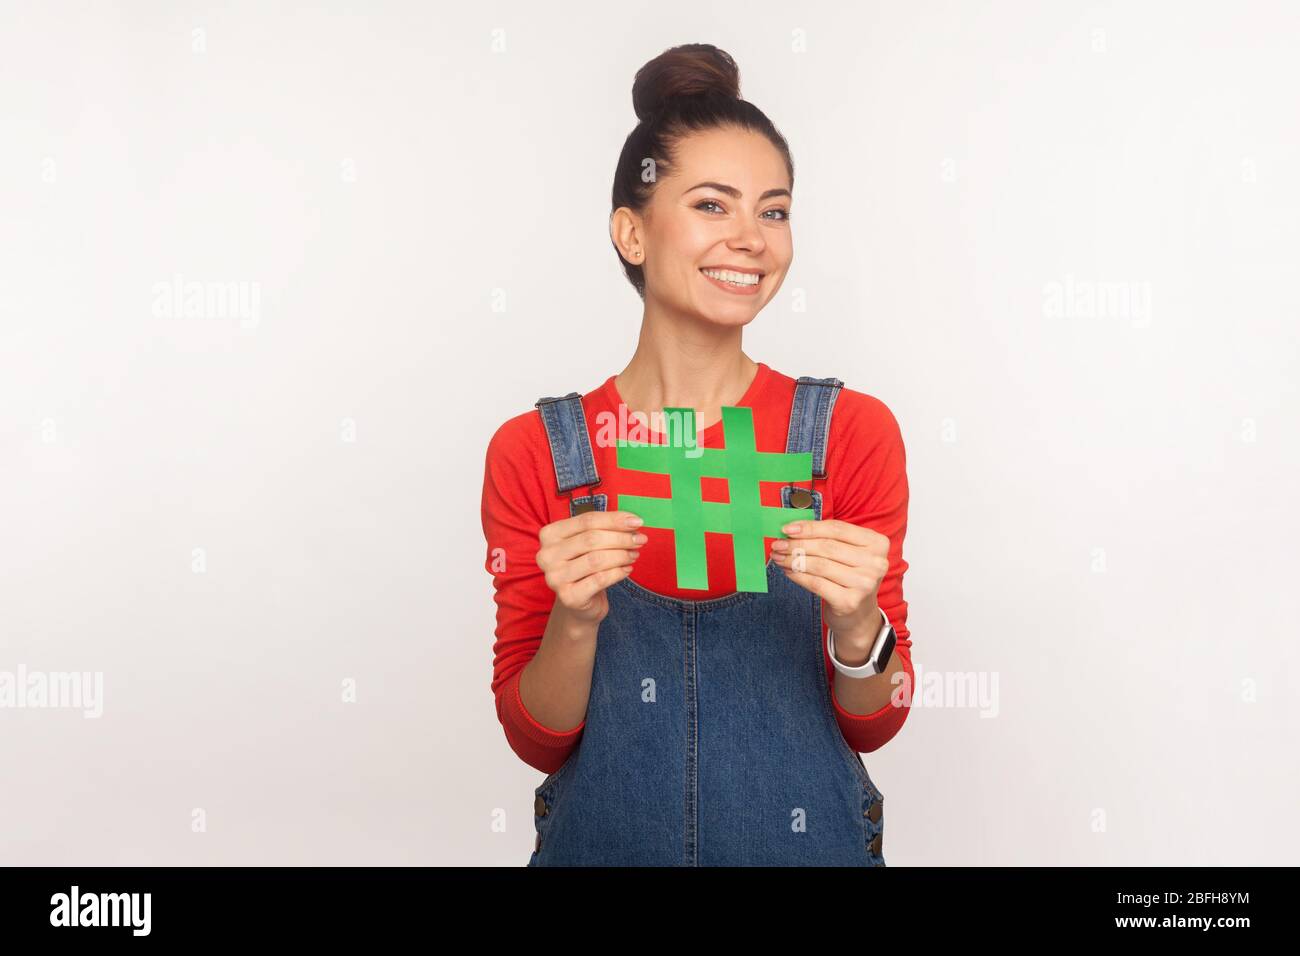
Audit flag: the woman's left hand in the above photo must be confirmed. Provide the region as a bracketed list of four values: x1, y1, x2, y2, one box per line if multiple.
[770, 519, 890, 644]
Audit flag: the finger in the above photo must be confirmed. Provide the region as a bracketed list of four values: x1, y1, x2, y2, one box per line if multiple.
[773, 550, 874, 591]
[548, 527, 648, 562]
[779, 565, 853, 606]
[770, 535, 866, 568]
[553, 546, 641, 586]
[775, 537, 890, 580]
[782, 518, 878, 548]
[541, 509, 644, 545]
[565, 563, 635, 607]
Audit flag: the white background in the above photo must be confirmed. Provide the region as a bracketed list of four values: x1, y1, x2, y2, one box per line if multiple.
[1, 0, 1296, 865]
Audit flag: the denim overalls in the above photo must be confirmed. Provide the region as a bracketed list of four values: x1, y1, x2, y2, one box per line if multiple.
[528, 376, 885, 866]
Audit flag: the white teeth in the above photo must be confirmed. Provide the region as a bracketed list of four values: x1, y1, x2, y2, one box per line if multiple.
[702, 268, 760, 286]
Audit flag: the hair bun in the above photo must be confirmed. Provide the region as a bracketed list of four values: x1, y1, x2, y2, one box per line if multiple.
[632, 43, 742, 122]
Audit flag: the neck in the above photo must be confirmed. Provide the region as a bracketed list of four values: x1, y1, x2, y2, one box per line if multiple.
[616, 302, 758, 431]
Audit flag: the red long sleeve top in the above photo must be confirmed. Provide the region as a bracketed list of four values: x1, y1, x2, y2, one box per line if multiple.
[480, 362, 914, 774]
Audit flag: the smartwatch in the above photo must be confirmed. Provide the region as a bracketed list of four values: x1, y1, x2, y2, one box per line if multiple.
[827, 606, 895, 677]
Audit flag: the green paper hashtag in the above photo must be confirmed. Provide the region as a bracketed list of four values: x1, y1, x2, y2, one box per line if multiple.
[615, 406, 815, 592]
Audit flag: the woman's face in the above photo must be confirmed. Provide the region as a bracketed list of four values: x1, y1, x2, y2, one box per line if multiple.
[634, 125, 793, 327]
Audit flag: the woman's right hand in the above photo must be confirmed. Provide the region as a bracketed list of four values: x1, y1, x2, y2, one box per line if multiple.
[535, 510, 646, 627]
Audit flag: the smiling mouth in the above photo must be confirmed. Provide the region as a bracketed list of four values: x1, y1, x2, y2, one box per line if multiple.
[699, 267, 764, 288]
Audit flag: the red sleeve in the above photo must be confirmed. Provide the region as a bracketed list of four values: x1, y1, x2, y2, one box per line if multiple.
[822, 390, 915, 753]
[481, 410, 585, 774]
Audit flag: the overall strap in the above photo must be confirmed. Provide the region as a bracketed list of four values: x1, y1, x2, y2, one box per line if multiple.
[534, 391, 605, 515]
[785, 375, 844, 478]
[782, 375, 844, 518]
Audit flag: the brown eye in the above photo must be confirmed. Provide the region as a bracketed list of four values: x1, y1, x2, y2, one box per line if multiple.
[695, 199, 724, 213]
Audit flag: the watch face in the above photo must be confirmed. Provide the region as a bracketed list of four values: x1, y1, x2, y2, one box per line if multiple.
[878, 627, 896, 670]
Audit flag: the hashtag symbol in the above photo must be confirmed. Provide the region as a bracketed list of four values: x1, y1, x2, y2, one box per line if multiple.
[615, 406, 815, 592]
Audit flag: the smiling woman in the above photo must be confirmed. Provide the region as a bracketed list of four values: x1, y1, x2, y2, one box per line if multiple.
[481, 42, 913, 868]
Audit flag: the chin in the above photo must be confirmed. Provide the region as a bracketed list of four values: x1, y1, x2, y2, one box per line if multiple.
[698, 309, 760, 331]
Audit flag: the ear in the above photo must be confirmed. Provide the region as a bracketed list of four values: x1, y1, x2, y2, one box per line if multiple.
[609, 207, 644, 264]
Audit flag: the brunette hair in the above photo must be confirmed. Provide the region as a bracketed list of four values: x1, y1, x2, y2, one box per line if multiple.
[610, 43, 795, 299]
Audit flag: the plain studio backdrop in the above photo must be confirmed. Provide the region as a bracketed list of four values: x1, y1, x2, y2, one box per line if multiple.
[1, 1, 1297, 866]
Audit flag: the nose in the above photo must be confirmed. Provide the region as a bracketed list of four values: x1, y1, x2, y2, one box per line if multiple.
[727, 220, 765, 256]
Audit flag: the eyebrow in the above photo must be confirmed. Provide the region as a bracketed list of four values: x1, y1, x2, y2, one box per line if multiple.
[684, 181, 792, 201]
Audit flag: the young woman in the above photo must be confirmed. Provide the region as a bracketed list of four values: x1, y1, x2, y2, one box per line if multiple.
[480, 43, 914, 866]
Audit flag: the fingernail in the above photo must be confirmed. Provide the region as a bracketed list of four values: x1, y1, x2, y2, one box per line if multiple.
[628, 550, 641, 559]
[625, 515, 643, 527]
[783, 523, 800, 535]
[633, 533, 647, 545]
[770, 540, 788, 551]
